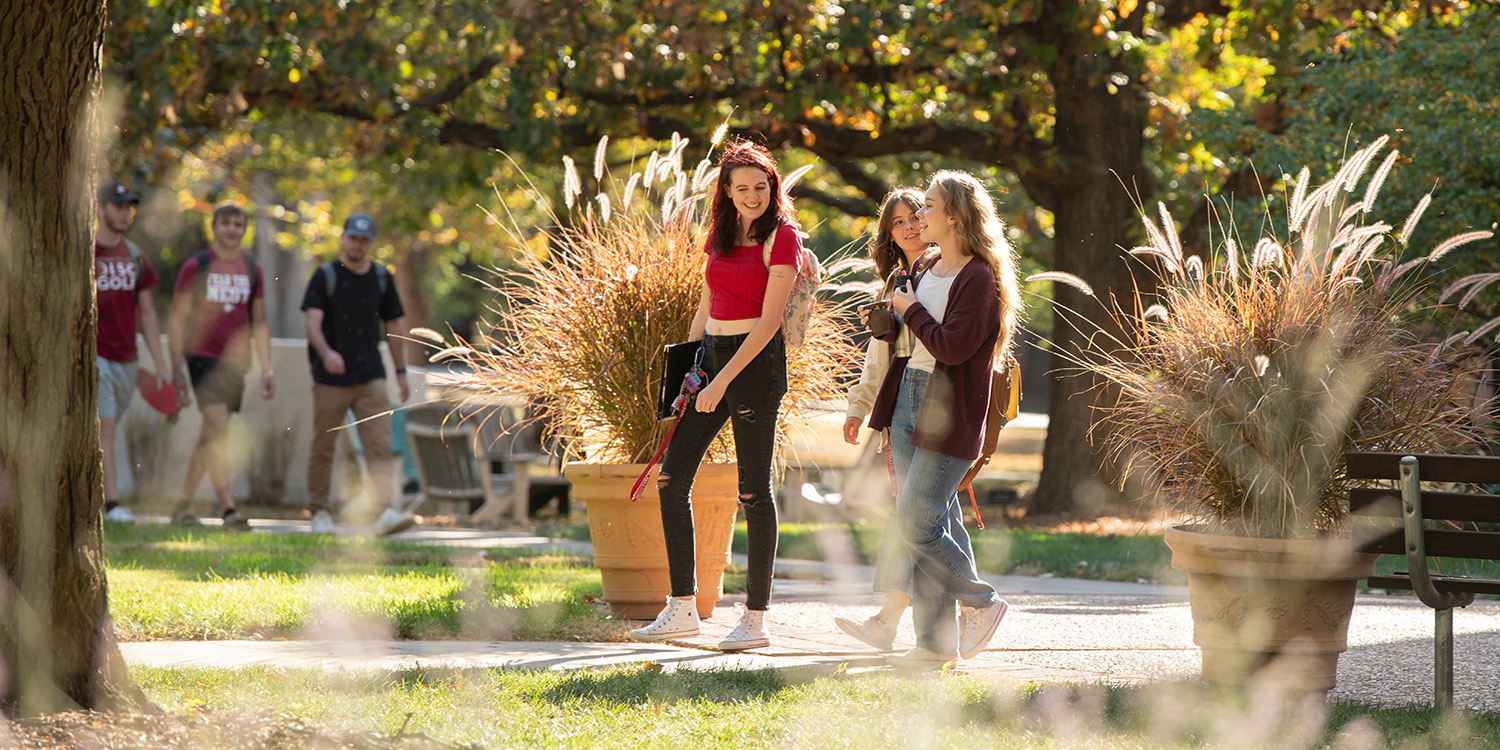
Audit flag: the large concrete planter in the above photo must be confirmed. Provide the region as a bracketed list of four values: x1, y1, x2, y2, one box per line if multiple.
[1165, 524, 1378, 693]
[566, 462, 738, 620]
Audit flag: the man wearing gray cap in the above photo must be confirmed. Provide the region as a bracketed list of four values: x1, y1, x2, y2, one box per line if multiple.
[94, 179, 166, 523]
[301, 212, 414, 536]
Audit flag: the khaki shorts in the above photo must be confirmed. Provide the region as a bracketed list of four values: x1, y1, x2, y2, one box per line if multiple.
[96, 356, 138, 420]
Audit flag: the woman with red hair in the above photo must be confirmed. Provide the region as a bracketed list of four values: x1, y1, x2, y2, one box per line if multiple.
[630, 140, 803, 651]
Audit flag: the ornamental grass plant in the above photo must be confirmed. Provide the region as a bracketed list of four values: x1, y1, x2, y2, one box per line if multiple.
[417, 133, 859, 464]
[1044, 137, 1498, 539]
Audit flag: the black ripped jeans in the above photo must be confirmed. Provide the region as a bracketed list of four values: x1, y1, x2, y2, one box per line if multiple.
[658, 331, 787, 611]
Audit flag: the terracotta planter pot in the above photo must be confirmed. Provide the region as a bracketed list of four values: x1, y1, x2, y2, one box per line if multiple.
[566, 462, 739, 620]
[1164, 524, 1378, 692]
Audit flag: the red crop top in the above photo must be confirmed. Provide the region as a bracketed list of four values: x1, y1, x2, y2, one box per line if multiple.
[705, 224, 803, 321]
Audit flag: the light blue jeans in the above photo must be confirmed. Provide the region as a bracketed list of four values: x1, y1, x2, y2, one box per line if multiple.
[889, 368, 999, 656]
[871, 368, 975, 595]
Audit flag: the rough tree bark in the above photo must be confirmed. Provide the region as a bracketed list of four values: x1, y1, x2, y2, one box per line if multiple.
[1026, 11, 1154, 515]
[0, 0, 144, 716]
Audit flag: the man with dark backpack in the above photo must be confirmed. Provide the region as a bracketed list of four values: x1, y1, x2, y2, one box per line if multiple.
[166, 202, 275, 529]
[301, 212, 413, 537]
[94, 179, 167, 523]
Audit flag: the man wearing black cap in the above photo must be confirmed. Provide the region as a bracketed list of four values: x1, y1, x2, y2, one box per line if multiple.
[301, 212, 414, 536]
[94, 179, 166, 523]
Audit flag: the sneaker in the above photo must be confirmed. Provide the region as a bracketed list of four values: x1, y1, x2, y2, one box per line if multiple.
[169, 503, 201, 527]
[886, 647, 953, 671]
[373, 507, 417, 537]
[630, 596, 699, 642]
[958, 599, 1008, 660]
[103, 504, 136, 523]
[220, 507, 251, 531]
[310, 509, 335, 535]
[835, 612, 897, 652]
[718, 608, 769, 652]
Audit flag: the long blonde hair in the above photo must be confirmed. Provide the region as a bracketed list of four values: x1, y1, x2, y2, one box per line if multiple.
[928, 170, 1022, 360]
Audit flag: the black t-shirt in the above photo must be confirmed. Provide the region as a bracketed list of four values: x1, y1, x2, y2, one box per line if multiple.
[300, 261, 405, 386]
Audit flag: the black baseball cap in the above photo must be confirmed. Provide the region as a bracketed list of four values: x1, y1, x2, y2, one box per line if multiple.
[98, 180, 140, 205]
[343, 212, 377, 239]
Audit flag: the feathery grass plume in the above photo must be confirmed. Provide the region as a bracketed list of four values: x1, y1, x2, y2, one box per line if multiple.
[644, 151, 662, 187]
[1053, 139, 1495, 539]
[1362, 149, 1399, 213]
[1157, 202, 1183, 264]
[711, 120, 729, 146]
[1456, 273, 1500, 310]
[593, 136, 609, 182]
[691, 158, 716, 193]
[1026, 271, 1094, 296]
[562, 156, 581, 210]
[596, 193, 611, 225]
[408, 327, 448, 345]
[783, 163, 815, 192]
[1427, 230, 1494, 263]
[1251, 239, 1282, 268]
[1441, 272, 1500, 307]
[1288, 167, 1311, 223]
[1337, 135, 1389, 196]
[1129, 246, 1181, 275]
[1464, 315, 1500, 346]
[1399, 193, 1431, 244]
[432, 134, 860, 464]
[621, 172, 641, 212]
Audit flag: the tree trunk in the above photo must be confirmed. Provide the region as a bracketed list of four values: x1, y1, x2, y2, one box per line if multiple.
[251, 172, 308, 339]
[1027, 41, 1152, 515]
[0, 0, 144, 716]
[396, 239, 429, 364]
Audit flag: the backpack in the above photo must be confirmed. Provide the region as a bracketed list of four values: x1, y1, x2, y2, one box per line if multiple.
[320, 260, 389, 299]
[958, 355, 1023, 492]
[760, 227, 822, 347]
[122, 238, 144, 281]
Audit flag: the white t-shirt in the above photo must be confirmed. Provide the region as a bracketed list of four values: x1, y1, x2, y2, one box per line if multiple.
[906, 271, 960, 373]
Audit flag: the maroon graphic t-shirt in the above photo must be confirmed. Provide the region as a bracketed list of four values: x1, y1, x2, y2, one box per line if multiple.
[174, 251, 262, 364]
[94, 239, 159, 363]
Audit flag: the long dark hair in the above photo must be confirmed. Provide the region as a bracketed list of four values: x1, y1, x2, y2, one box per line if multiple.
[706, 140, 795, 255]
[869, 188, 925, 280]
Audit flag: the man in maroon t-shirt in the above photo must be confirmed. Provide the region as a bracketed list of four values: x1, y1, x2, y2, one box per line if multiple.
[166, 202, 276, 530]
[94, 179, 166, 523]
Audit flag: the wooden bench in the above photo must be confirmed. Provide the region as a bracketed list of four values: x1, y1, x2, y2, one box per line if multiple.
[1346, 451, 1500, 709]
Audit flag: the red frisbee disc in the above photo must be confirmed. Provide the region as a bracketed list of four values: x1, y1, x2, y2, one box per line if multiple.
[136, 369, 180, 415]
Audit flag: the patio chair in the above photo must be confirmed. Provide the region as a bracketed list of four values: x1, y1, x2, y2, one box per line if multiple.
[403, 403, 529, 525]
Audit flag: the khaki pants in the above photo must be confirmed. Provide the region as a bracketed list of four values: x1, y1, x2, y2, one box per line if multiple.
[307, 379, 392, 514]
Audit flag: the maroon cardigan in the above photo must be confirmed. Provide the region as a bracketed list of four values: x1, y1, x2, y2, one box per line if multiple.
[867, 259, 999, 461]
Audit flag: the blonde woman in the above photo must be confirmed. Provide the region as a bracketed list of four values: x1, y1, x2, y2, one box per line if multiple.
[835, 188, 971, 652]
[863, 171, 1022, 668]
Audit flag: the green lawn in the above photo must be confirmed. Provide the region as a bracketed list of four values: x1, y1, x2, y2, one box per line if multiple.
[106, 524, 624, 642]
[105, 520, 1487, 642]
[129, 665, 1500, 749]
[746, 522, 1181, 584]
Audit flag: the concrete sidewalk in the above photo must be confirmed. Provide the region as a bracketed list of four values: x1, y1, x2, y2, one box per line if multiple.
[119, 518, 1500, 712]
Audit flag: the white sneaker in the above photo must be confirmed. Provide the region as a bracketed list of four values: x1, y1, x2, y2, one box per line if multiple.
[104, 505, 136, 523]
[630, 596, 699, 642]
[835, 612, 897, 651]
[373, 507, 417, 537]
[887, 647, 953, 671]
[719, 608, 769, 651]
[310, 509, 335, 535]
[958, 599, 1008, 660]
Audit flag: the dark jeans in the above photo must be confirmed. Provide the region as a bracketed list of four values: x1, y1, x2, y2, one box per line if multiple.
[658, 331, 788, 611]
